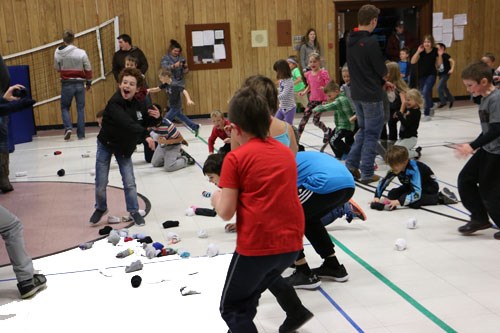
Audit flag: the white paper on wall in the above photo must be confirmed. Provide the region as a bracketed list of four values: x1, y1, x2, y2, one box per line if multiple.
[192, 31, 204, 47]
[433, 12, 443, 27]
[454, 26, 464, 41]
[433, 27, 443, 42]
[443, 19, 453, 33]
[453, 14, 467, 26]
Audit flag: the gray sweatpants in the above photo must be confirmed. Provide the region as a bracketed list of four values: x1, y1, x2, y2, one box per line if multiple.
[151, 144, 188, 172]
[0, 205, 34, 282]
[395, 137, 418, 159]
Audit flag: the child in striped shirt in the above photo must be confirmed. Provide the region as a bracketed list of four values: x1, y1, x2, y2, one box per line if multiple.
[313, 81, 355, 158]
[150, 115, 194, 172]
[273, 59, 296, 125]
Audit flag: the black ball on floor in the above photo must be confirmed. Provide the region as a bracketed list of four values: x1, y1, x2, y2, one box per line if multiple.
[57, 169, 65, 177]
[131, 275, 142, 288]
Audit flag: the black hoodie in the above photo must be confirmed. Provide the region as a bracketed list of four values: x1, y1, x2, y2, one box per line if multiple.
[347, 30, 387, 102]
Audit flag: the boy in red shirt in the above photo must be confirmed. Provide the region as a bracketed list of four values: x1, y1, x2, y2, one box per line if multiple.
[207, 110, 231, 155]
[211, 87, 312, 333]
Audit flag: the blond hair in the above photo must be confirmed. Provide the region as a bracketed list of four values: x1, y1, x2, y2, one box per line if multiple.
[386, 62, 409, 93]
[406, 89, 424, 108]
[210, 110, 225, 119]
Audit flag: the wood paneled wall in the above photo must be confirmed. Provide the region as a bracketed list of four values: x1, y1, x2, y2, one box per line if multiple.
[0, 0, 498, 127]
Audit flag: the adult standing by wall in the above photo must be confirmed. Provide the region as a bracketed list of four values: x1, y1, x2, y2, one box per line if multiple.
[299, 29, 321, 72]
[411, 35, 442, 121]
[386, 21, 417, 62]
[345, 4, 392, 184]
[54, 30, 92, 140]
[112, 34, 149, 83]
[0, 54, 13, 192]
[160, 39, 189, 87]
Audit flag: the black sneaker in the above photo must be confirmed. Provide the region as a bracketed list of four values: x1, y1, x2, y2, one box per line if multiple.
[279, 307, 314, 333]
[17, 274, 47, 299]
[181, 149, 196, 165]
[284, 270, 321, 290]
[131, 211, 145, 226]
[442, 187, 458, 202]
[458, 220, 491, 235]
[64, 130, 72, 141]
[438, 191, 458, 205]
[311, 263, 349, 282]
[89, 208, 108, 225]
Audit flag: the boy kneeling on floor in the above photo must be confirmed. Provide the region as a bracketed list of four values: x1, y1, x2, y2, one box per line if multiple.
[371, 145, 457, 211]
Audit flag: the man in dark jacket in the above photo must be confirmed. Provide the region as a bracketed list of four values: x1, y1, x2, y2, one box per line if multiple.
[385, 21, 417, 62]
[112, 34, 149, 82]
[345, 4, 393, 184]
[90, 68, 160, 226]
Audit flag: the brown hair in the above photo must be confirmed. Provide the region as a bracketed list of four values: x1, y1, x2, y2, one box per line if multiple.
[461, 61, 493, 84]
[358, 5, 380, 26]
[241, 75, 279, 115]
[273, 59, 292, 80]
[118, 68, 144, 88]
[63, 30, 75, 44]
[323, 81, 340, 94]
[385, 145, 409, 166]
[228, 87, 271, 140]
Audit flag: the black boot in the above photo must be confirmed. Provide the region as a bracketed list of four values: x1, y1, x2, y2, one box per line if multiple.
[272, 285, 314, 333]
[0, 152, 13, 193]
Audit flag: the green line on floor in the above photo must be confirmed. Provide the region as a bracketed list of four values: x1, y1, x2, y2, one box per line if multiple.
[329, 234, 457, 333]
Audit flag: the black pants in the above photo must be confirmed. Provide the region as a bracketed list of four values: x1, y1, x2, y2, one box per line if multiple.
[380, 109, 398, 142]
[220, 251, 300, 333]
[297, 187, 354, 260]
[329, 128, 354, 158]
[458, 148, 500, 224]
[387, 185, 438, 208]
[143, 141, 159, 163]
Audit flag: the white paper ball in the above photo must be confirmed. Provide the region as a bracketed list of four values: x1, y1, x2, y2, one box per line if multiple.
[406, 217, 417, 229]
[394, 238, 407, 251]
[185, 207, 195, 216]
[197, 229, 208, 238]
[207, 243, 219, 257]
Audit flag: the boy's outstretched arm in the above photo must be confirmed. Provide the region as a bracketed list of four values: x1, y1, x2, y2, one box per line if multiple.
[183, 89, 195, 105]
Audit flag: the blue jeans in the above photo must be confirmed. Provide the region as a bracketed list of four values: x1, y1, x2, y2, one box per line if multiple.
[61, 81, 86, 138]
[437, 74, 454, 105]
[346, 100, 384, 179]
[418, 75, 436, 116]
[94, 140, 139, 213]
[165, 107, 199, 132]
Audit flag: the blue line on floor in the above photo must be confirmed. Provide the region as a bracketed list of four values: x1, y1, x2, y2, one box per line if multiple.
[318, 287, 364, 333]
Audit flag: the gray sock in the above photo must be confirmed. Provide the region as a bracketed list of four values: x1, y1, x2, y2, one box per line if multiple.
[107, 230, 120, 246]
[143, 243, 157, 259]
[79, 242, 94, 250]
[116, 248, 134, 258]
[125, 260, 143, 273]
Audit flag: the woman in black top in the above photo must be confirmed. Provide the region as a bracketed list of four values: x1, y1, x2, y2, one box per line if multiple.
[410, 35, 442, 121]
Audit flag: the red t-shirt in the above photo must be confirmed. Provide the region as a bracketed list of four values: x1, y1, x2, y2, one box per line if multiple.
[208, 119, 231, 153]
[219, 137, 305, 256]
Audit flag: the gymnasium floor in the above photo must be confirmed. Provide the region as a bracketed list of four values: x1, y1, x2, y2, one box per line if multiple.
[1, 101, 499, 332]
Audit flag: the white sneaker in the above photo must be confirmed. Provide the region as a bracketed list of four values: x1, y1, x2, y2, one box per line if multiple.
[422, 116, 432, 122]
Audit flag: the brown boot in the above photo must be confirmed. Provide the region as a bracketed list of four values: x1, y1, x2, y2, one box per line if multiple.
[0, 152, 14, 193]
